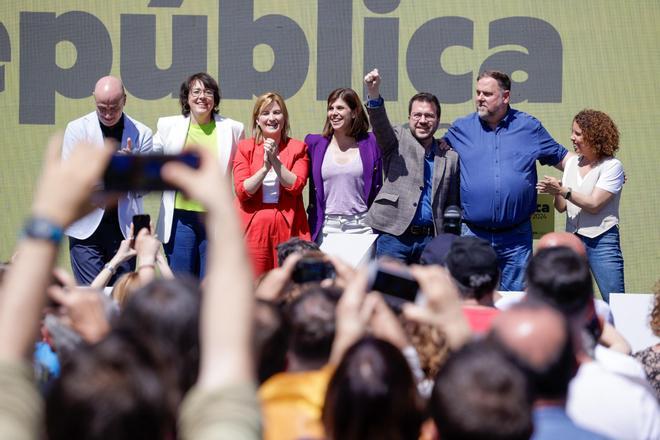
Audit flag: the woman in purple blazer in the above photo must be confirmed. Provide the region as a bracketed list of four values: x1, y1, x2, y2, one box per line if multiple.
[305, 88, 383, 243]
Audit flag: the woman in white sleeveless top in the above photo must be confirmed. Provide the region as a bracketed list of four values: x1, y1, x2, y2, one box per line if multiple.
[537, 110, 624, 302]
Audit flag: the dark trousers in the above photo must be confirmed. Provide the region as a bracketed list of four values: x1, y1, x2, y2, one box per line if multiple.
[68, 215, 135, 285]
[163, 209, 207, 279]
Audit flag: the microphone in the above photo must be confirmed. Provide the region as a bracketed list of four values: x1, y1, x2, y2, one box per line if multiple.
[443, 205, 462, 235]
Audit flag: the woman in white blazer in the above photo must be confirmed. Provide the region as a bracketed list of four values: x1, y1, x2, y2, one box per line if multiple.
[154, 72, 244, 278]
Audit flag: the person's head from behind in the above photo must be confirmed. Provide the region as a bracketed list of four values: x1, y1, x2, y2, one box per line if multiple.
[116, 278, 201, 393]
[525, 246, 599, 356]
[525, 246, 593, 318]
[323, 88, 370, 139]
[408, 92, 441, 145]
[430, 339, 533, 440]
[252, 91, 290, 144]
[475, 70, 511, 126]
[537, 231, 587, 257]
[276, 237, 321, 266]
[419, 233, 458, 266]
[254, 299, 289, 383]
[572, 109, 620, 159]
[286, 284, 339, 371]
[46, 331, 177, 440]
[323, 337, 424, 440]
[489, 301, 577, 402]
[445, 236, 500, 303]
[111, 271, 142, 309]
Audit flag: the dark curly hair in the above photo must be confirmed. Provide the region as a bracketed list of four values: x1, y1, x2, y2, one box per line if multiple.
[573, 109, 620, 158]
[650, 280, 660, 337]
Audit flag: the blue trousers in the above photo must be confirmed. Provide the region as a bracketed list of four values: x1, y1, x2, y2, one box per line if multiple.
[375, 230, 434, 264]
[578, 226, 625, 303]
[69, 216, 134, 285]
[461, 221, 532, 292]
[163, 209, 207, 279]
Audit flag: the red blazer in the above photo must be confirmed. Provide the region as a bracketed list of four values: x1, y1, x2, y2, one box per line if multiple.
[233, 137, 311, 239]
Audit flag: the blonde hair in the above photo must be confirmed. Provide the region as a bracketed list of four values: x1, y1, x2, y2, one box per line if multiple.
[111, 272, 141, 310]
[251, 92, 290, 145]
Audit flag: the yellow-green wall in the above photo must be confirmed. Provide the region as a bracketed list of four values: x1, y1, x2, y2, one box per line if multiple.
[0, 1, 658, 292]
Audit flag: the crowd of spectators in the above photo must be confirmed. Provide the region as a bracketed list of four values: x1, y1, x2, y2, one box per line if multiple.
[0, 131, 658, 440]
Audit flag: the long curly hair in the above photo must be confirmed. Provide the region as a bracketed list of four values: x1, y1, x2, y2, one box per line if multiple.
[650, 280, 660, 337]
[573, 109, 620, 158]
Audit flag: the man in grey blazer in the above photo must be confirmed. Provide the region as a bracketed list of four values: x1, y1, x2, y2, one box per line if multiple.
[62, 76, 153, 285]
[364, 69, 459, 263]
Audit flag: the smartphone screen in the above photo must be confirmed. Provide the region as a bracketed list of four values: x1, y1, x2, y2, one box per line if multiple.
[368, 263, 419, 303]
[103, 152, 200, 191]
[292, 258, 336, 284]
[132, 214, 151, 236]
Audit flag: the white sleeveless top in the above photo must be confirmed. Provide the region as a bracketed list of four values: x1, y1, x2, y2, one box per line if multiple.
[562, 155, 624, 238]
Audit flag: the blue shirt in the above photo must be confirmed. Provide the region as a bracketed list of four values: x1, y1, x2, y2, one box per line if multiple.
[444, 108, 567, 228]
[532, 407, 610, 440]
[410, 146, 434, 226]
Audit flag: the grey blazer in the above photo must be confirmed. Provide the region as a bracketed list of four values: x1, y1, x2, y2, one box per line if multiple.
[365, 104, 459, 236]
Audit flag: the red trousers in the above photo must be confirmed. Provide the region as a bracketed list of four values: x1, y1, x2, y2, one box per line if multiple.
[244, 207, 298, 277]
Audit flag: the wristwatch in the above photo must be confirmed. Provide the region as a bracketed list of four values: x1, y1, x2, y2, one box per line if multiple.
[22, 217, 64, 244]
[563, 187, 572, 200]
[103, 263, 117, 275]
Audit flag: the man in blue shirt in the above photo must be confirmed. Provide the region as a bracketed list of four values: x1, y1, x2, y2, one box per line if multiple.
[364, 69, 460, 263]
[444, 71, 571, 291]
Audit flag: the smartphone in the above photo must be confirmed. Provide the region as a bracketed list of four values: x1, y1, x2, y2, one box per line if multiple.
[103, 152, 201, 191]
[292, 258, 336, 284]
[367, 262, 420, 304]
[132, 214, 151, 236]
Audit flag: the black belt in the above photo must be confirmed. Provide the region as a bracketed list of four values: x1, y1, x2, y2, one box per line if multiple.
[405, 224, 434, 236]
[464, 220, 527, 234]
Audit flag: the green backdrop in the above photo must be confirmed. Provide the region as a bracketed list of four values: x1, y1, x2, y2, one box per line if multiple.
[0, 1, 658, 293]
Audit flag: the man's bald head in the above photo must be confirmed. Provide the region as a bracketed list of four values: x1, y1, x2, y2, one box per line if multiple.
[537, 232, 586, 257]
[492, 304, 567, 368]
[93, 76, 126, 127]
[490, 302, 576, 401]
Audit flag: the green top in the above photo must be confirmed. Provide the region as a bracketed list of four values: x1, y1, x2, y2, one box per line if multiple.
[175, 120, 218, 212]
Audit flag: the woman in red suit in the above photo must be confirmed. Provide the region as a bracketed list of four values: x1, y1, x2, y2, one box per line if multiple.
[233, 92, 311, 276]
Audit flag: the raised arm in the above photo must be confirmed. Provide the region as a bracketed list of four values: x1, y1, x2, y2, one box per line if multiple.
[363, 68, 400, 158]
[0, 134, 113, 362]
[162, 147, 260, 439]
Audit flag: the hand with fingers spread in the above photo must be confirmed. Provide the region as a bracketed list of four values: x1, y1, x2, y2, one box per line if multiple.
[403, 265, 471, 350]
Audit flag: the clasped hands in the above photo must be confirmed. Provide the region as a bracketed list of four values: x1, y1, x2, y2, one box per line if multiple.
[262, 137, 279, 170]
[536, 175, 562, 195]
